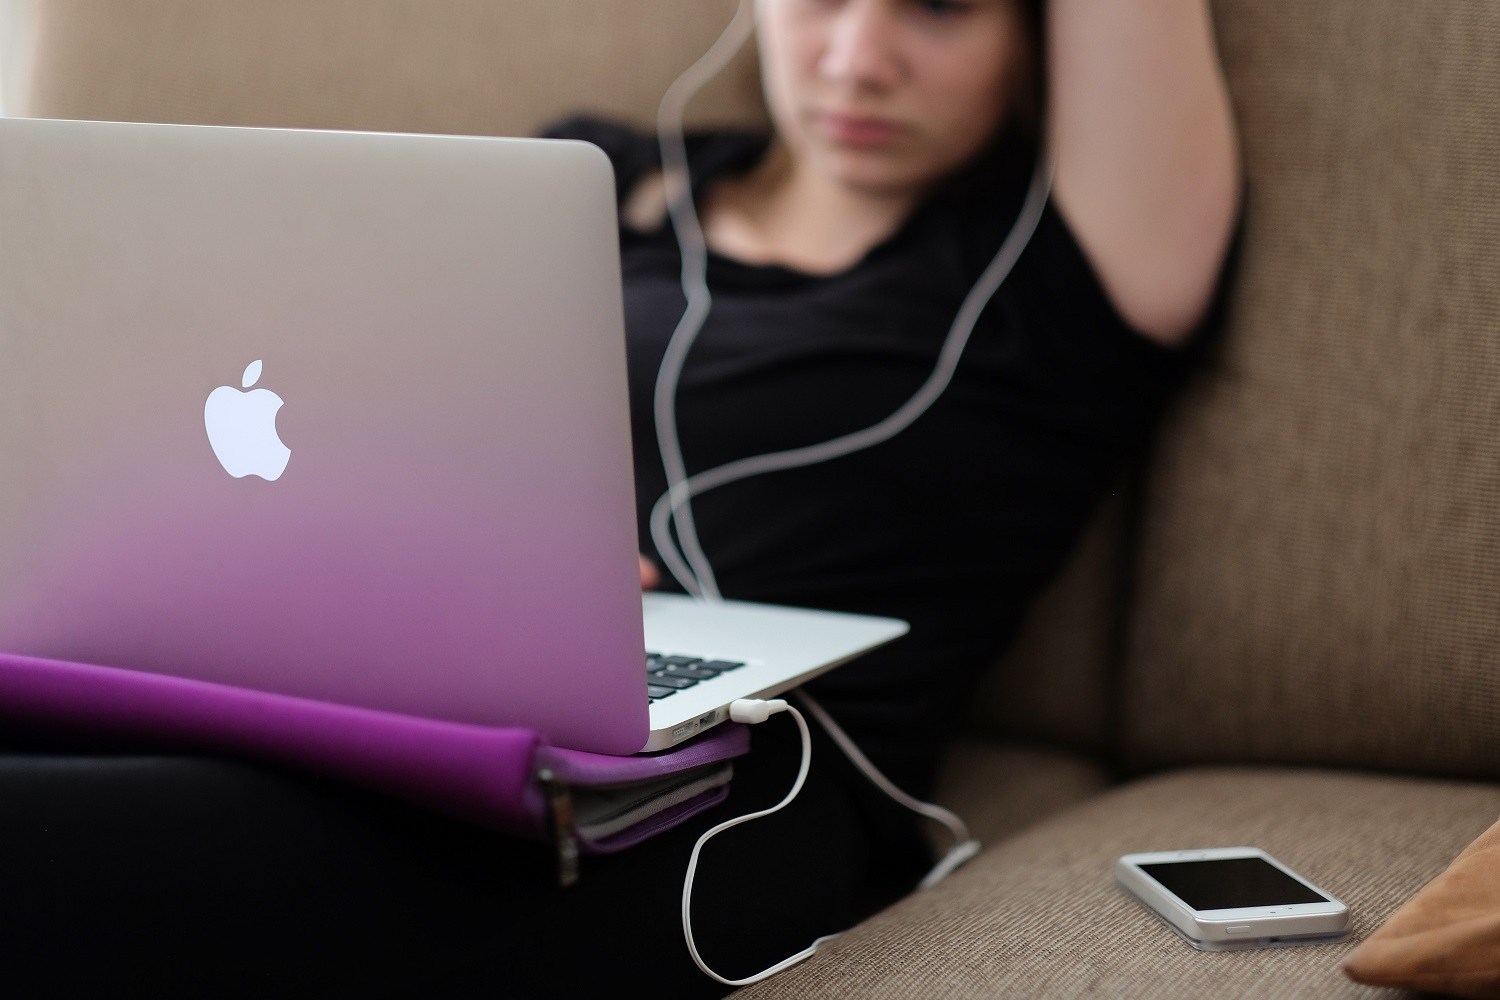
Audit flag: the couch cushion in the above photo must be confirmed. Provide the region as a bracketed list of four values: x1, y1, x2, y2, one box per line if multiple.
[930, 740, 1112, 849]
[23, 0, 767, 136]
[1122, 0, 1500, 779]
[734, 766, 1500, 999]
[964, 492, 1127, 754]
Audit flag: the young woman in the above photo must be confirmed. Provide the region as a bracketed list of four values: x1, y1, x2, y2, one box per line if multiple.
[3, 2, 1240, 997]
[500, 0, 1239, 993]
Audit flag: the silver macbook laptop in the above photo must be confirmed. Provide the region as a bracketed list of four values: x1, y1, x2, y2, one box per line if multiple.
[0, 116, 907, 755]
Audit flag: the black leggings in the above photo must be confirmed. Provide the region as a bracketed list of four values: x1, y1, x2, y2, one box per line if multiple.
[0, 710, 932, 998]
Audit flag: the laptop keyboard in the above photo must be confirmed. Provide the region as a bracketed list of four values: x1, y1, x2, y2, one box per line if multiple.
[646, 652, 746, 704]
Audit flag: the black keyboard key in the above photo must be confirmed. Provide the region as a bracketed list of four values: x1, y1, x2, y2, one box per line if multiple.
[664, 665, 719, 680]
[697, 660, 746, 673]
[646, 674, 697, 690]
[657, 655, 703, 668]
[682, 660, 737, 676]
[647, 684, 677, 699]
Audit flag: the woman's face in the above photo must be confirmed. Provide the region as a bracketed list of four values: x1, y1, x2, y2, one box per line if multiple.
[756, 0, 1029, 199]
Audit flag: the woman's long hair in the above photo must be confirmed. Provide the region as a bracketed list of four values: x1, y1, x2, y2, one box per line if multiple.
[1010, 0, 1047, 140]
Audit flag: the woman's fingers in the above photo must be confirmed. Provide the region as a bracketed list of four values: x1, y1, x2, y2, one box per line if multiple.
[639, 555, 660, 591]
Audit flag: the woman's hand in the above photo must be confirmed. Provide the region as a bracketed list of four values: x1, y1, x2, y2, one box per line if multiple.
[639, 555, 660, 591]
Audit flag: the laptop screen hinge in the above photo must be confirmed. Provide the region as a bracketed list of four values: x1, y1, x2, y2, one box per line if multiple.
[536, 767, 580, 888]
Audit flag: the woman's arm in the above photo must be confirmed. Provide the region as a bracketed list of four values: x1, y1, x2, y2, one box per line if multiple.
[1046, 0, 1242, 345]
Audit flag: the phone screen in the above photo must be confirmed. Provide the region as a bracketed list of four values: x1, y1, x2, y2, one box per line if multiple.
[1138, 857, 1330, 910]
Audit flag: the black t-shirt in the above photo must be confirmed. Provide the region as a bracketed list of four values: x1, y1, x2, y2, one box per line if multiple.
[542, 115, 1228, 797]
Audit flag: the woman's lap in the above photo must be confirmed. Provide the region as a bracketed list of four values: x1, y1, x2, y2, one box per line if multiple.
[0, 710, 931, 998]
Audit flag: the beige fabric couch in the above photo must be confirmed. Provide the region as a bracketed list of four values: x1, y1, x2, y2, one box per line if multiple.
[17, 1, 1500, 995]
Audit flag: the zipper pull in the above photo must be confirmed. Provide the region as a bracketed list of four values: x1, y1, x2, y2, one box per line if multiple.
[537, 768, 580, 888]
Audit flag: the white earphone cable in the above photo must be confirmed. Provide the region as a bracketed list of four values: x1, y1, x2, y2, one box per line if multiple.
[651, 0, 1052, 600]
[650, 0, 1049, 985]
[652, 0, 761, 599]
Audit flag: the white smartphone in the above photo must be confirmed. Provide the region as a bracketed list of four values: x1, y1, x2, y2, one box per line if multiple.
[1115, 846, 1351, 951]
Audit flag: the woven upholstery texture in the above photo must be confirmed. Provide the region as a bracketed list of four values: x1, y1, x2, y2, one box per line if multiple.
[966, 493, 1126, 753]
[1122, 0, 1500, 779]
[25, 0, 767, 136]
[736, 768, 1500, 999]
[930, 741, 1111, 849]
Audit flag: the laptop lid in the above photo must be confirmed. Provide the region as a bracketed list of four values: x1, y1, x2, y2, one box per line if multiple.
[0, 117, 652, 755]
[0, 116, 912, 758]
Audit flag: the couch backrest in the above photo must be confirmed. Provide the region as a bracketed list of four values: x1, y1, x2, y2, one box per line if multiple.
[20, 0, 765, 136]
[1122, 0, 1500, 781]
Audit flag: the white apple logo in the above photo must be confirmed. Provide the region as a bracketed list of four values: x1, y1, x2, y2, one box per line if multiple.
[204, 359, 291, 481]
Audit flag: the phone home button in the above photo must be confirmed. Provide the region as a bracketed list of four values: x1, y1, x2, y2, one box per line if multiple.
[1226, 925, 1253, 935]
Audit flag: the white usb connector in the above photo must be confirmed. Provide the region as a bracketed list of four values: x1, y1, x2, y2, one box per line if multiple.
[728, 698, 787, 725]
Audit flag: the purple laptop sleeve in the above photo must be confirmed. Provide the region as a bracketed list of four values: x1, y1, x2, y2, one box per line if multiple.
[0, 652, 750, 859]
